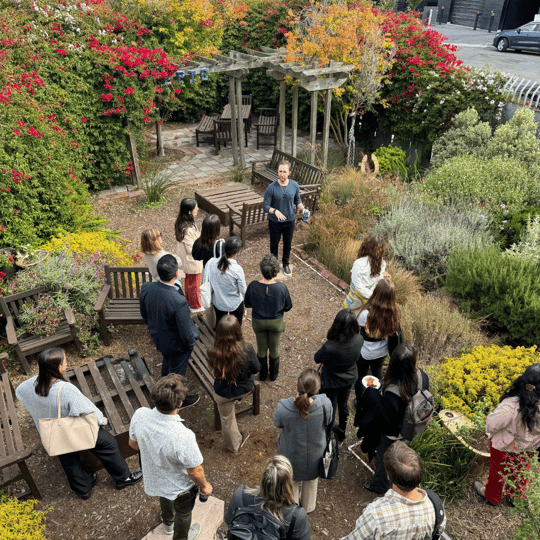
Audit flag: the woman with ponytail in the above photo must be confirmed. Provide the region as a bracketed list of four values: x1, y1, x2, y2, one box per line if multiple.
[204, 236, 246, 327]
[474, 364, 540, 505]
[273, 369, 332, 513]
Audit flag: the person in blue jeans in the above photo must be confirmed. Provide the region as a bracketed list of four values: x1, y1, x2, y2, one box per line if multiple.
[263, 161, 305, 276]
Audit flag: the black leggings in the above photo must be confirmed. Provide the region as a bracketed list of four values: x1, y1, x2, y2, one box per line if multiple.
[214, 302, 244, 329]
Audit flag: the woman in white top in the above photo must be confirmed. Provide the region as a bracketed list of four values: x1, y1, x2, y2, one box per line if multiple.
[355, 278, 401, 402]
[344, 234, 390, 311]
[204, 236, 246, 328]
[140, 228, 183, 282]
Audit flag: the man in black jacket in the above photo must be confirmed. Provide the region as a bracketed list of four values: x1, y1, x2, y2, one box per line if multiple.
[139, 254, 200, 408]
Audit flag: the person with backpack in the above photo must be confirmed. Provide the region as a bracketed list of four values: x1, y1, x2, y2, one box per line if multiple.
[340, 442, 446, 540]
[224, 455, 311, 540]
[354, 344, 431, 494]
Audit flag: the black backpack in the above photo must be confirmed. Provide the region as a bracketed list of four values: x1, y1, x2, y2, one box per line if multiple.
[227, 492, 298, 540]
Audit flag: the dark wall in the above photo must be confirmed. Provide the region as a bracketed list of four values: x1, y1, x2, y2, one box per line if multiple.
[501, 0, 540, 29]
[479, 0, 505, 30]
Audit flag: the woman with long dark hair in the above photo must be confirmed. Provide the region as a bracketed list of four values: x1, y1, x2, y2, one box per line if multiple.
[175, 197, 204, 313]
[204, 236, 246, 327]
[192, 214, 224, 268]
[314, 308, 363, 442]
[344, 233, 390, 311]
[474, 364, 540, 505]
[208, 315, 260, 453]
[245, 254, 292, 382]
[15, 348, 142, 500]
[273, 369, 332, 513]
[355, 278, 401, 402]
[355, 344, 429, 494]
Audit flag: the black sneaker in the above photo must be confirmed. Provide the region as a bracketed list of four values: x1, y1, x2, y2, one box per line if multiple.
[179, 394, 200, 410]
[115, 471, 143, 490]
[79, 472, 98, 500]
[283, 265, 291, 276]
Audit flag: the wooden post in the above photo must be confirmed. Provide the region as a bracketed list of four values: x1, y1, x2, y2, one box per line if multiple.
[228, 75, 239, 166]
[127, 119, 142, 189]
[310, 90, 318, 165]
[236, 77, 245, 170]
[155, 121, 165, 157]
[322, 88, 332, 170]
[279, 79, 286, 151]
[291, 85, 298, 158]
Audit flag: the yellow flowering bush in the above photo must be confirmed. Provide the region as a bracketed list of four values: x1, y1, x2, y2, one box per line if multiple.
[0, 495, 50, 540]
[440, 345, 540, 416]
[41, 231, 133, 267]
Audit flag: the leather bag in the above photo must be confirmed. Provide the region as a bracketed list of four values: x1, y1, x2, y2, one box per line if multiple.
[39, 383, 99, 456]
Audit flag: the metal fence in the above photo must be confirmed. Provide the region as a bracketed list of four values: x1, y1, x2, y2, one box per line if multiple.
[502, 75, 540, 109]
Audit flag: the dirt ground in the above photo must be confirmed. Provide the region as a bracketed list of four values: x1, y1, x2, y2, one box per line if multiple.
[7, 177, 519, 540]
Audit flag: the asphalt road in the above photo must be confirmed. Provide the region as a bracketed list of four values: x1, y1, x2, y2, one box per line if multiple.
[429, 23, 540, 82]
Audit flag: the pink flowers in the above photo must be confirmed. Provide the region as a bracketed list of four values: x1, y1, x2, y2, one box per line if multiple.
[124, 87, 134, 95]
[101, 94, 113, 102]
[12, 129, 20, 136]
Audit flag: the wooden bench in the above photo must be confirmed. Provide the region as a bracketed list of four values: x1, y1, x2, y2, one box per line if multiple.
[0, 361, 41, 500]
[189, 315, 260, 431]
[94, 265, 150, 346]
[195, 114, 219, 147]
[251, 149, 324, 188]
[253, 108, 279, 149]
[1, 287, 82, 375]
[227, 187, 321, 243]
[64, 350, 155, 472]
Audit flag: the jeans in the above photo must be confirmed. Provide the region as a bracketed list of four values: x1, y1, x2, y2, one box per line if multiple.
[252, 318, 286, 358]
[160, 485, 198, 540]
[320, 386, 352, 432]
[161, 347, 195, 378]
[268, 219, 295, 265]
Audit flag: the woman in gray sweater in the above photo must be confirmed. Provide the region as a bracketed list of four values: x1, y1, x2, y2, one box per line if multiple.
[273, 369, 332, 513]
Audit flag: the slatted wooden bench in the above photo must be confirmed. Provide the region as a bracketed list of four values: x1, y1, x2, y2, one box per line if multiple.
[0, 360, 41, 500]
[1, 287, 82, 375]
[251, 148, 324, 188]
[94, 265, 151, 346]
[64, 350, 154, 472]
[227, 187, 321, 243]
[253, 108, 279, 149]
[195, 114, 219, 147]
[189, 315, 260, 431]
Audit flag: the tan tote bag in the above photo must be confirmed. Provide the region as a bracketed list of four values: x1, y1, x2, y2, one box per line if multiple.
[39, 383, 99, 456]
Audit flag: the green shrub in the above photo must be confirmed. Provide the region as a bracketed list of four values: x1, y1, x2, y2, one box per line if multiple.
[446, 245, 540, 345]
[373, 196, 491, 282]
[0, 494, 50, 539]
[507, 215, 540, 263]
[503, 206, 540, 246]
[373, 144, 421, 180]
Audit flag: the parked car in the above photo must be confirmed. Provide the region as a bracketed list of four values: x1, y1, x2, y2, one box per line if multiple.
[493, 22, 540, 53]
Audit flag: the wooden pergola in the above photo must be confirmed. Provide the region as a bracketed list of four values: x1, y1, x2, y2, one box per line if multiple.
[158, 47, 354, 170]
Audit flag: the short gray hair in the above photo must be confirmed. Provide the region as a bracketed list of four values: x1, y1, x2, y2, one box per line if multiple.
[260, 254, 280, 280]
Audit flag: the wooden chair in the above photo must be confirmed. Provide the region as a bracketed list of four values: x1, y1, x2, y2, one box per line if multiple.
[0, 287, 82, 375]
[0, 370, 41, 500]
[94, 265, 150, 346]
[253, 108, 279, 149]
[195, 114, 219, 147]
[213, 119, 233, 153]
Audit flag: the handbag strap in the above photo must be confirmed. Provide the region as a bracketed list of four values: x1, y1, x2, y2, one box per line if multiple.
[213, 239, 223, 259]
[56, 383, 65, 420]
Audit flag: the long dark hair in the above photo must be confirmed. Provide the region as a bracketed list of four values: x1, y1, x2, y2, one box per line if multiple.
[500, 364, 540, 431]
[382, 344, 418, 402]
[217, 236, 242, 274]
[327, 308, 359, 343]
[357, 233, 386, 278]
[35, 348, 66, 397]
[294, 369, 321, 420]
[198, 214, 221, 251]
[174, 198, 197, 242]
[359, 278, 400, 339]
[207, 315, 246, 383]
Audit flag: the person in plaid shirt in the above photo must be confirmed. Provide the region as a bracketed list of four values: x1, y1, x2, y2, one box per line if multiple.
[341, 442, 446, 540]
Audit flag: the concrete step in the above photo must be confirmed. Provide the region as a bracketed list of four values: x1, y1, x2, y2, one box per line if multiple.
[141, 496, 224, 540]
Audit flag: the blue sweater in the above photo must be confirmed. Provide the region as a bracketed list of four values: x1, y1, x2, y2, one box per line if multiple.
[263, 180, 302, 222]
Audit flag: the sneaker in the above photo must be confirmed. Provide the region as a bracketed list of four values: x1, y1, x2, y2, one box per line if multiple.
[190, 307, 206, 314]
[179, 394, 200, 410]
[163, 522, 174, 535]
[283, 265, 291, 276]
[114, 471, 143, 490]
[188, 523, 201, 540]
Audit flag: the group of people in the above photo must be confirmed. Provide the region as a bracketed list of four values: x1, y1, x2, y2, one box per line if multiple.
[13, 163, 540, 540]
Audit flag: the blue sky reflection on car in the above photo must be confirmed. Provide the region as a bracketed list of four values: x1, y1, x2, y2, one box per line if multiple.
[493, 22, 540, 53]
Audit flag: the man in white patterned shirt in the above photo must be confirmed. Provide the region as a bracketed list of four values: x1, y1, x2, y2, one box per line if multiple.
[341, 442, 446, 540]
[129, 374, 212, 540]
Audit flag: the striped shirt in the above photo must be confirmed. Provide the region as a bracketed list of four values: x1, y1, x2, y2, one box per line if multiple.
[340, 489, 444, 540]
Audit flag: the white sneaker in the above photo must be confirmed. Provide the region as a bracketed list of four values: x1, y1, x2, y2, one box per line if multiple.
[188, 523, 201, 540]
[190, 307, 206, 314]
[163, 522, 174, 535]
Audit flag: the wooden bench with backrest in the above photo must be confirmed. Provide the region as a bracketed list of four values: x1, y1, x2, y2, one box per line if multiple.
[227, 187, 321, 243]
[214, 118, 248, 153]
[93, 265, 151, 346]
[0, 356, 42, 500]
[251, 148, 324, 188]
[253, 108, 279, 149]
[0, 287, 82, 375]
[195, 114, 220, 147]
[189, 315, 260, 431]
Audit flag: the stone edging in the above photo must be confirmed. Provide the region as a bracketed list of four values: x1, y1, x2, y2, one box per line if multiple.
[291, 245, 350, 293]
